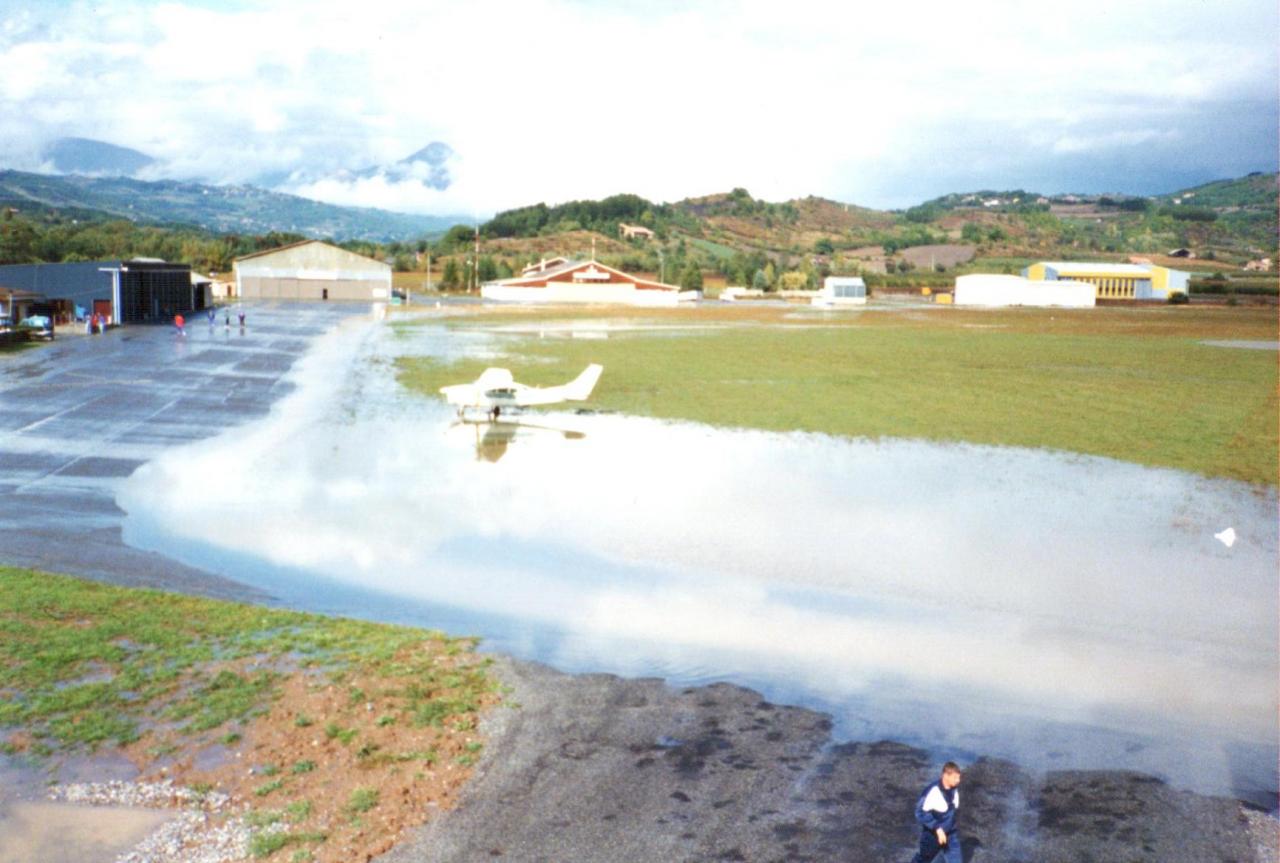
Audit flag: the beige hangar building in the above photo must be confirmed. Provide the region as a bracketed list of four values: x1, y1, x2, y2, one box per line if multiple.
[233, 240, 391, 301]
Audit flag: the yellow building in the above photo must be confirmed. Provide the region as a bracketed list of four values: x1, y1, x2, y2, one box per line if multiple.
[1022, 262, 1190, 300]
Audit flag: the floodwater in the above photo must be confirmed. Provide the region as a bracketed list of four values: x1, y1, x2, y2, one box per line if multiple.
[0, 801, 169, 863]
[118, 314, 1279, 805]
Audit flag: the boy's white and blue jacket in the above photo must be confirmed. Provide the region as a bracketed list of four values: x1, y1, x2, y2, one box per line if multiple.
[914, 781, 959, 833]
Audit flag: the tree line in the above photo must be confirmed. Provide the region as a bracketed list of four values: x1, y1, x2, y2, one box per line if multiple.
[0, 209, 391, 274]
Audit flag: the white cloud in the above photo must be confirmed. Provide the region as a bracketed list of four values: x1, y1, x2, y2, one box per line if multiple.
[1051, 129, 1175, 155]
[0, 0, 1275, 213]
[284, 174, 477, 218]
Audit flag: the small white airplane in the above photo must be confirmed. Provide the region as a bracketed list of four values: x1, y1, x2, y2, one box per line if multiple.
[440, 364, 603, 420]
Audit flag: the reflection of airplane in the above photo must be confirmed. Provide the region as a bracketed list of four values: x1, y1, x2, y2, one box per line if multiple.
[454, 418, 587, 463]
[440, 364, 603, 421]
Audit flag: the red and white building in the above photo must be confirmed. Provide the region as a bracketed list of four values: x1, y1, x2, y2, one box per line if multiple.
[481, 258, 698, 306]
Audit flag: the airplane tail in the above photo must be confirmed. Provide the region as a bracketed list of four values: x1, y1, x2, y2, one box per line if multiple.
[563, 364, 603, 401]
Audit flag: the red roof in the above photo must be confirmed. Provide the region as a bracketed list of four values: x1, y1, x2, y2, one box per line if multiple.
[491, 260, 680, 291]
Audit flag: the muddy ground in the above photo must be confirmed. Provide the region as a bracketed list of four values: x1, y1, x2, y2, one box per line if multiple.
[384, 657, 1271, 863]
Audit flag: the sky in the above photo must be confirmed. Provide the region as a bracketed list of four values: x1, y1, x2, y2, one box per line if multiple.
[0, 0, 1276, 216]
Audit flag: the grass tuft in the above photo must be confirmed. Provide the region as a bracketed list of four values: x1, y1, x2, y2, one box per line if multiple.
[346, 787, 379, 814]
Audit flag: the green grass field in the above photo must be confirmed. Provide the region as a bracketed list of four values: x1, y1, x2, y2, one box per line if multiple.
[0, 567, 490, 753]
[397, 305, 1278, 485]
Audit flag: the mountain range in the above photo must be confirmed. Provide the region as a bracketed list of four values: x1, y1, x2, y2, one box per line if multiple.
[5, 138, 1275, 255]
[9, 137, 465, 241]
[0, 168, 463, 242]
[42, 137, 156, 176]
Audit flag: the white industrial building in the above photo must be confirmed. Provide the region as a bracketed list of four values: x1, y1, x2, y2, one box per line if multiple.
[954, 274, 1096, 308]
[234, 240, 391, 301]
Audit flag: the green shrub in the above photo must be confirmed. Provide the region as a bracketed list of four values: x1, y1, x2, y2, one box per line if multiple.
[250, 831, 288, 858]
[254, 779, 284, 797]
[346, 787, 379, 814]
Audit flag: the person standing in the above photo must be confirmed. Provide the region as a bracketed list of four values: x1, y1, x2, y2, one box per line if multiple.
[911, 762, 963, 863]
[174, 313, 186, 336]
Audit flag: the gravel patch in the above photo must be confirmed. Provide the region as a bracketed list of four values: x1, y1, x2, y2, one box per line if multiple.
[115, 811, 249, 863]
[1244, 807, 1279, 862]
[48, 780, 248, 863]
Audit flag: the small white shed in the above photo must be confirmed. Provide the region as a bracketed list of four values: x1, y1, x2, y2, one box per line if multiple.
[812, 276, 867, 307]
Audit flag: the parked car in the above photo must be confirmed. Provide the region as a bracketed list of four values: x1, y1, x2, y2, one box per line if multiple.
[17, 315, 54, 340]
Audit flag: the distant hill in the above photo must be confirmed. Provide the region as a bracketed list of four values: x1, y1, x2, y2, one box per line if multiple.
[42, 137, 155, 176]
[1153, 172, 1278, 210]
[676, 190, 895, 251]
[466, 173, 1276, 282]
[0, 169, 462, 242]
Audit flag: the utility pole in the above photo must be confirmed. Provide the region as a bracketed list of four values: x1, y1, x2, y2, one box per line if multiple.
[473, 222, 480, 293]
[425, 242, 431, 294]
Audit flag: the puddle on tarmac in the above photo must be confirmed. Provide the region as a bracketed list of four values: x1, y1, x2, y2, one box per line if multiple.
[0, 800, 170, 863]
[119, 317, 1279, 805]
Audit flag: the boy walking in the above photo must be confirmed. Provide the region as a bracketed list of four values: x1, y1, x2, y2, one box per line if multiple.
[911, 762, 963, 863]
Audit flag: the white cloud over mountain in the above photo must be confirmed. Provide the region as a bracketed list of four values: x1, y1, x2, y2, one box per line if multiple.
[1, 0, 1275, 214]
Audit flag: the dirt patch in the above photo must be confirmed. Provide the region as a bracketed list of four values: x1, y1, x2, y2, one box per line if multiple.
[899, 244, 976, 269]
[111, 650, 498, 863]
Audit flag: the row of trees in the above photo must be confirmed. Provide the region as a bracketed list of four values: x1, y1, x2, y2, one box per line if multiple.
[0, 209, 419, 274]
[695, 188, 800, 223]
[0, 210, 319, 271]
[482, 194, 672, 240]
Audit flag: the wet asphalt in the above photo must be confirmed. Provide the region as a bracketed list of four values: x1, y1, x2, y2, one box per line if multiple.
[0, 303, 355, 598]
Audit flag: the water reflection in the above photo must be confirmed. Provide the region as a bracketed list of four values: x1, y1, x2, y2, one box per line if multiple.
[452, 417, 587, 463]
[118, 318, 1279, 802]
